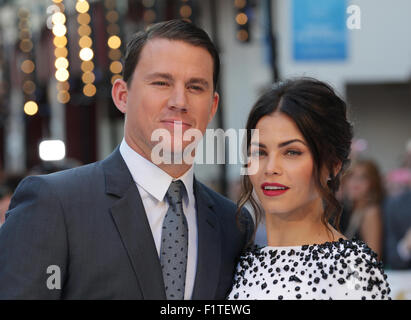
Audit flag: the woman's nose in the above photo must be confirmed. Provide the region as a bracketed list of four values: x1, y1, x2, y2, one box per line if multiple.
[264, 154, 282, 176]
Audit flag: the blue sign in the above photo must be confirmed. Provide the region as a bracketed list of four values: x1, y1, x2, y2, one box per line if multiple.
[292, 0, 347, 61]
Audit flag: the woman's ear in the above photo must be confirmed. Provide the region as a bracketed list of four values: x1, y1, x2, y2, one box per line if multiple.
[111, 78, 128, 114]
[333, 161, 343, 178]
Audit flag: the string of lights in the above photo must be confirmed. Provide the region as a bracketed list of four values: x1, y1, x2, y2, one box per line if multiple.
[51, 0, 70, 104]
[18, 7, 38, 116]
[234, 0, 250, 43]
[179, 0, 193, 22]
[105, 0, 122, 85]
[142, 0, 156, 25]
[76, 0, 96, 98]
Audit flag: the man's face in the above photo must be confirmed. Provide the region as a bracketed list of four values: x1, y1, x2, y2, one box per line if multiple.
[113, 38, 219, 161]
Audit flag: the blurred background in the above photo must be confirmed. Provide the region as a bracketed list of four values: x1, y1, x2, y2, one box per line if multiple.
[0, 0, 410, 298]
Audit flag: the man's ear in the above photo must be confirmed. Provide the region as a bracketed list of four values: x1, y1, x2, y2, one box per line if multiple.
[208, 91, 219, 123]
[111, 78, 128, 114]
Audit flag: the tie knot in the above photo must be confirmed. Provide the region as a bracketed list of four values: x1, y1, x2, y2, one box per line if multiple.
[166, 180, 185, 208]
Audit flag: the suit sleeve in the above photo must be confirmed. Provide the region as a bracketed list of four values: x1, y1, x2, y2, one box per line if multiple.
[0, 176, 68, 299]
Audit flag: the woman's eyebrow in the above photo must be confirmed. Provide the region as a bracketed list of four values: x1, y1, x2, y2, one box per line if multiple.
[278, 139, 306, 148]
[250, 139, 306, 148]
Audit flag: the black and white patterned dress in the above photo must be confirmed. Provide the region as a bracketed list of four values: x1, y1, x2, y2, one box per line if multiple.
[227, 238, 391, 300]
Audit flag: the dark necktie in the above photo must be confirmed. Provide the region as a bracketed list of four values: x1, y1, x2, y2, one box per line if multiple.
[160, 180, 188, 300]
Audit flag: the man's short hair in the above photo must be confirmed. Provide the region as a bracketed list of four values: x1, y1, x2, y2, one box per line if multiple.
[122, 19, 220, 91]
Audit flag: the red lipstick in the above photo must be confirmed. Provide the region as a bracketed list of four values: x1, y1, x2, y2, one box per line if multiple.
[261, 182, 289, 197]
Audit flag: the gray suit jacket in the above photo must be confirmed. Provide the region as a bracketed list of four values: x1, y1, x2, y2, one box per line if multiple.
[0, 148, 253, 299]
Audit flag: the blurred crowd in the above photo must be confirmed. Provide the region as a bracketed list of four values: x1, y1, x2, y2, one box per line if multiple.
[338, 139, 411, 270]
[1, 140, 411, 270]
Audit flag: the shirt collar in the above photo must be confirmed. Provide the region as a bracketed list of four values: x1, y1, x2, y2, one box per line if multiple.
[119, 138, 194, 204]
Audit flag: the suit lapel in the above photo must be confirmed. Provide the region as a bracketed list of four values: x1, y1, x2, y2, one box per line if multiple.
[102, 148, 166, 299]
[191, 179, 222, 300]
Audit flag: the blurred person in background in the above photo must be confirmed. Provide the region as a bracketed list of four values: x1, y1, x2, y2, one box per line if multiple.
[383, 138, 411, 269]
[384, 188, 411, 269]
[340, 159, 384, 260]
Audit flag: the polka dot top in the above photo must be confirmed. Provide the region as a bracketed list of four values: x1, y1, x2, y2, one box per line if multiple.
[227, 238, 391, 300]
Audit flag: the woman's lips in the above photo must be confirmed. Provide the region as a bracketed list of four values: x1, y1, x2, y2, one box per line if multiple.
[261, 182, 290, 197]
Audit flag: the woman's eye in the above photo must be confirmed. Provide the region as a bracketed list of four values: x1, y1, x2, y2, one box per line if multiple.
[286, 150, 302, 156]
[250, 150, 266, 157]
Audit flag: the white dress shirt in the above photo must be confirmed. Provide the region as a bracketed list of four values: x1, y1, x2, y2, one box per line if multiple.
[119, 139, 197, 300]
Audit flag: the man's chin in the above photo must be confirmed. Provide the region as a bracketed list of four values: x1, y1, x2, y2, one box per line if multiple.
[150, 144, 196, 166]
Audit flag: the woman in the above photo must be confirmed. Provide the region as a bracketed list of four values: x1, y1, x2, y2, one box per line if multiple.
[227, 78, 390, 300]
[341, 159, 384, 259]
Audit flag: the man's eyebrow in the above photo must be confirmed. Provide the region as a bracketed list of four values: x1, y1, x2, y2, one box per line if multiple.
[187, 78, 209, 89]
[144, 72, 173, 81]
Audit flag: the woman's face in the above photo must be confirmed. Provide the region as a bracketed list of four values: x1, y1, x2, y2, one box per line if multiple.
[346, 165, 371, 201]
[248, 112, 322, 217]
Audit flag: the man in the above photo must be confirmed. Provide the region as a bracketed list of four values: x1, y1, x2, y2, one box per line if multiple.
[0, 20, 253, 299]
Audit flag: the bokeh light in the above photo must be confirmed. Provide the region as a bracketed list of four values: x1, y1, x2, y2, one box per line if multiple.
[107, 35, 121, 49]
[78, 24, 91, 36]
[79, 47, 94, 61]
[55, 68, 69, 82]
[54, 47, 68, 58]
[52, 24, 67, 37]
[83, 83, 96, 97]
[57, 91, 70, 104]
[79, 36, 92, 48]
[75, 0, 90, 14]
[81, 71, 95, 84]
[55, 57, 69, 69]
[109, 61, 122, 74]
[53, 36, 67, 48]
[24, 100, 38, 116]
[21, 60, 35, 74]
[77, 13, 91, 25]
[52, 12, 66, 25]
[22, 80, 36, 94]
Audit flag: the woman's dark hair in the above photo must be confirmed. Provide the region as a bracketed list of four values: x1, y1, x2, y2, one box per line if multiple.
[237, 77, 354, 242]
[122, 19, 220, 90]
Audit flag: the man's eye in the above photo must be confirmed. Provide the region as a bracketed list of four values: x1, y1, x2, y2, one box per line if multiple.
[188, 85, 204, 92]
[152, 81, 168, 86]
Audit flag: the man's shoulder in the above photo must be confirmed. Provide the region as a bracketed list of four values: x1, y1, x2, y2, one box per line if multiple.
[12, 161, 105, 203]
[29, 161, 103, 185]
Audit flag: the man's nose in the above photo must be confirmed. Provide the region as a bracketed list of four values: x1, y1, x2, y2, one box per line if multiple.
[167, 84, 188, 112]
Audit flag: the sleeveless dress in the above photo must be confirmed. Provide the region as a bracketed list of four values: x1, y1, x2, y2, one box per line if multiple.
[227, 238, 391, 300]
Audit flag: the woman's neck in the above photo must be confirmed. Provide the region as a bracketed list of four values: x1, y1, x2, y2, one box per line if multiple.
[264, 200, 342, 247]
